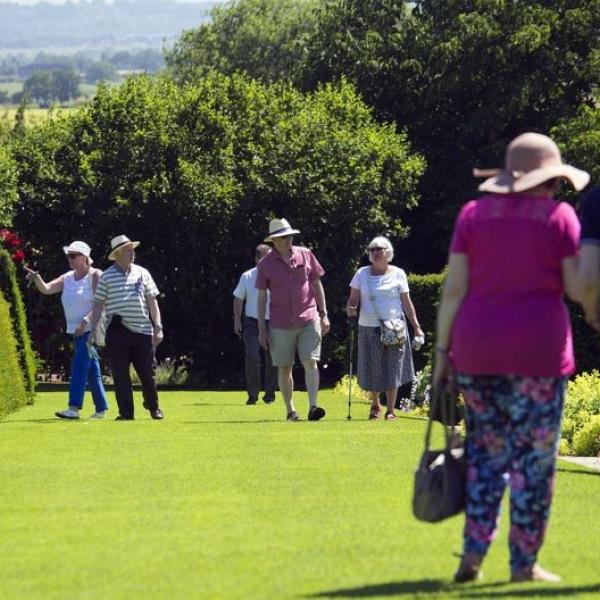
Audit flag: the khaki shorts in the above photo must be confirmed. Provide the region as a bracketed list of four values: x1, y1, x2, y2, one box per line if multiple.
[269, 319, 322, 367]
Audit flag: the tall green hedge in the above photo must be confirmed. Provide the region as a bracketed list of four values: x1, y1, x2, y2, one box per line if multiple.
[10, 74, 425, 385]
[407, 271, 445, 373]
[0, 248, 36, 401]
[405, 271, 600, 376]
[0, 290, 28, 417]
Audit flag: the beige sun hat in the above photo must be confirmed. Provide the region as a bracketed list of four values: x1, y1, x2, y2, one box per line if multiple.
[474, 132, 590, 194]
[264, 218, 300, 242]
[108, 235, 140, 260]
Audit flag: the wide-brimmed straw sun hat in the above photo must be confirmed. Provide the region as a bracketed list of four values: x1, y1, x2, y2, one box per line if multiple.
[264, 218, 300, 242]
[63, 241, 93, 264]
[474, 132, 590, 194]
[108, 235, 140, 260]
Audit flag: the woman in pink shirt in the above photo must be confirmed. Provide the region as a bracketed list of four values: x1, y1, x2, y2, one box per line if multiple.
[433, 133, 589, 584]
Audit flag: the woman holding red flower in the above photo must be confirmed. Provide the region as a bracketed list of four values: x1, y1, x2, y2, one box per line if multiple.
[25, 241, 109, 420]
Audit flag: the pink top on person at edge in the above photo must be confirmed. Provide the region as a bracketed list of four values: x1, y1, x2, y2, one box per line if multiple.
[255, 246, 325, 329]
[449, 194, 580, 377]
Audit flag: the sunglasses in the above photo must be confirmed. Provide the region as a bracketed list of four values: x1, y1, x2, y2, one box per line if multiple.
[368, 247, 385, 252]
[67, 253, 83, 259]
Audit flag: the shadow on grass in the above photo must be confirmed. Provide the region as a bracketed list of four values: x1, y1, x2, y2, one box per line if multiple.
[458, 582, 600, 598]
[557, 467, 600, 477]
[183, 403, 246, 407]
[309, 579, 450, 597]
[310, 580, 600, 598]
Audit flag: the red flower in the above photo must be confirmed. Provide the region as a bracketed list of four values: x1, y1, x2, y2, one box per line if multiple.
[11, 249, 25, 263]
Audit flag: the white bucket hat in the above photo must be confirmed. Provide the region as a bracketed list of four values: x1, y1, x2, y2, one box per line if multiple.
[108, 235, 140, 260]
[264, 218, 300, 242]
[474, 132, 590, 194]
[63, 241, 93, 264]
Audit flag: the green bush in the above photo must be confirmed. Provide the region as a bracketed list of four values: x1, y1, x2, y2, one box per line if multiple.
[562, 371, 600, 456]
[0, 248, 36, 400]
[10, 74, 425, 386]
[407, 271, 445, 372]
[0, 290, 28, 418]
[572, 415, 600, 458]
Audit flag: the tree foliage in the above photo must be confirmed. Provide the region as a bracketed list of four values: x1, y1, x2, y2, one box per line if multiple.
[300, 0, 600, 270]
[23, 68, 80, 107]
[10, 74, 424, 384]
[166, 0, 319, 85]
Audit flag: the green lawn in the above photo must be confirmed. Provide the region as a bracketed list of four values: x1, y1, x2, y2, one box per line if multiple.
[1, 389, 599, 599]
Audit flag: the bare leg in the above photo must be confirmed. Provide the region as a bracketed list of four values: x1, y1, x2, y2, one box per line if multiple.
[278, 365, 294, 415]
[302, 358, 319, 408]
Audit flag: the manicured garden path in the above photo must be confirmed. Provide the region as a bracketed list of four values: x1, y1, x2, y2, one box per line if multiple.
[1, 389, 599, 599]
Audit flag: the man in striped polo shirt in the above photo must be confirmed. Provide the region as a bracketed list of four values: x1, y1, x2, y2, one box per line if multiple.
[90, 235, 165, 420]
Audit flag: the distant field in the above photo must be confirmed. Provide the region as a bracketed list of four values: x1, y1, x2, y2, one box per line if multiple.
[0, 80, 23, 96]
[0, 107, 75, 127]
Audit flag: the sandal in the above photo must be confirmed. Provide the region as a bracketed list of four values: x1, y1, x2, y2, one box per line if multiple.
[286, 411, 300, 422]
[510, 564, 561, 583]
[385, 411, 397, 420]
[368, 405, 381, 420]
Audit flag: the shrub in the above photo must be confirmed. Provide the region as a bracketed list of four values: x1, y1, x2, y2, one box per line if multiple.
[572, 415, 600, 458]
[0, 290, 28, 418]
[0, 248, 36, 400]
[11, 73, 425, 386]
[562, 371, 600, 456]
[407, 271, 445, 372]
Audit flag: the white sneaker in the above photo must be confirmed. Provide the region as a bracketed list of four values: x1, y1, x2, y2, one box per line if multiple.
[89, 411, 106, 419]
[55, 408, 80, 420]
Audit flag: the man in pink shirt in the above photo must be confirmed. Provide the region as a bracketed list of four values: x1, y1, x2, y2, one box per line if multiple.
[256, 218, 330, 421]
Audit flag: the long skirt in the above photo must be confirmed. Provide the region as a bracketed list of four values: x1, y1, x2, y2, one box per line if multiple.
[357, 325, 415, 392]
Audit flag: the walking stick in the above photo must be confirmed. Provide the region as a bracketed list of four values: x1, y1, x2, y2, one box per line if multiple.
[347, 316, 357, 421]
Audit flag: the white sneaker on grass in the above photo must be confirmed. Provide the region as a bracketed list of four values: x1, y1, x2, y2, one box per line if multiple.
[89, 411, 107, 419]
[55, 408, 80, 420]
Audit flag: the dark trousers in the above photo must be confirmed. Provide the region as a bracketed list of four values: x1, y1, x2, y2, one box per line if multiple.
[242, 316, 278, 401]
[105, 320, 159, 419]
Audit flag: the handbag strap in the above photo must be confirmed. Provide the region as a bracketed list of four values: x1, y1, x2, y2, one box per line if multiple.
[365, 268, 385, 326]
[424, 385, 457, 450]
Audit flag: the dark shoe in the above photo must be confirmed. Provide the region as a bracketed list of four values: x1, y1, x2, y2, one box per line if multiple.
[454, 553, 483, 583]
[286, 410, 300, 421]
[246, 397, 258, 405]
[308, 406, 326, 421]
[262, 395, 275, 404]
[149, 409, 164, 420]
[115, 415, 134, 421]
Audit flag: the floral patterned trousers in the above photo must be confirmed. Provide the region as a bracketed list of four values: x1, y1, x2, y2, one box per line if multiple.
[456, 374, 565, 573]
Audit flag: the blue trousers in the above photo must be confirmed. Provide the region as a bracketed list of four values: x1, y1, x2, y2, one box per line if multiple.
[69, 332, 109, 412]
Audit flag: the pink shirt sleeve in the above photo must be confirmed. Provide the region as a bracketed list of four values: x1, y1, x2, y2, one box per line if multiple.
[553, 202, 580, 259]
[307, 249, 325, 280]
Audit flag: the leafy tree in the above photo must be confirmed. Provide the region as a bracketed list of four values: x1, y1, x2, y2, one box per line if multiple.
[23, 68, 80, 107]
[166, 0, 319, 84]
[10, 74, 424, 384]
[300, 0, 600, 270]
[86, 61, 118, 84]
[0, 146, 18, 226]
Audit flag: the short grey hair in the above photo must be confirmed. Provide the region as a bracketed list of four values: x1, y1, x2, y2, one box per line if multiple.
[367, 235, 394, 262]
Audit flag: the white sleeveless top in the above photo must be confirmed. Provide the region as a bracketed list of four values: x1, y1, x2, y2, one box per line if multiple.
[61, 270, 95, 334]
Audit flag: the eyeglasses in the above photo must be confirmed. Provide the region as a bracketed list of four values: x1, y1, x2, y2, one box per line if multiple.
[67, 253, 83, 259]
[368, 247, 385, 252]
